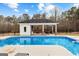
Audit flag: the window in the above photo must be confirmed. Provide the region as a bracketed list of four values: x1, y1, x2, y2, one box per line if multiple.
[24, 27, 26, 32]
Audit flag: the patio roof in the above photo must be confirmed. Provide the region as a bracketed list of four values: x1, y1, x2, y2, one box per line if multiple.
[19, 19, 55, 23]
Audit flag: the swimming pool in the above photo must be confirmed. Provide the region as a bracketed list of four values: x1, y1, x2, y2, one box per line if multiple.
[0, 36, 79, 55]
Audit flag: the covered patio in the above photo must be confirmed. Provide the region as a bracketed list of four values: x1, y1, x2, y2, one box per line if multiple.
[30, 23, 58, 35]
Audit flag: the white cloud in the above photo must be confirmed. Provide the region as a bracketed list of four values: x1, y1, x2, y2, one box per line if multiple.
[14, 9, 19, 12]
[38, 3, 45, 10]
[38, 3, 60, 17]
[25, 9, 29, 12]
[38, 3, 56, 11]
[45, 4, 55, 12]
[6, 3, 18, 9]
[5, 3, 19, 12]
[45, 4, 56, 15]
[38, 3, 56, 13]
[73, 3, 79, 8]
[45, 4, 56, 17]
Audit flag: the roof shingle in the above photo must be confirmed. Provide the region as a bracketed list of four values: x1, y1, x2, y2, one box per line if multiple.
[20, 19, 55, 23]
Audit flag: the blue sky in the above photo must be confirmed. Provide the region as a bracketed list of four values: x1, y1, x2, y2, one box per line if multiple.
[0, 3, 78, 17]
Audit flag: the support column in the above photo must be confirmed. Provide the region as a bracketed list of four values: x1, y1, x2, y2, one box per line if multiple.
[42, 25, 44, 34]
[52, 25, 53, 34]
[55, 24, 57, 35]
[30, 25, 32, 35]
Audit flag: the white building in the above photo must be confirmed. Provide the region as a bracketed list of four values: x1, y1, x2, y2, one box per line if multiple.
[19, 19, 58, 36]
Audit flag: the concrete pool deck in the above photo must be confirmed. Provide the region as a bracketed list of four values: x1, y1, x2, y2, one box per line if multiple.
[0, 45, 74, 56]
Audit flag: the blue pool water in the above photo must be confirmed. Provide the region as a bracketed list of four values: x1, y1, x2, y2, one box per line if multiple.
[0, 36, 79, 55]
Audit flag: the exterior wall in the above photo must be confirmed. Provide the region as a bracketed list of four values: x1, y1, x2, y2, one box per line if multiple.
[20, 24, 31, 36]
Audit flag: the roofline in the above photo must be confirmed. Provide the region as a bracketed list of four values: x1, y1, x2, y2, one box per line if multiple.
[19, 23, 59, 25]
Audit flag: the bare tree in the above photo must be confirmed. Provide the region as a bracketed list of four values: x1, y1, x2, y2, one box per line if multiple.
[32, 14, 41, 19]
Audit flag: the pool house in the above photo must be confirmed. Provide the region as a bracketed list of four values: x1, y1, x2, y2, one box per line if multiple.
[19, 19, 58, 36]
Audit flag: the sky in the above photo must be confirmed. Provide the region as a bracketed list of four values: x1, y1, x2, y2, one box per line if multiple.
[0, 3, 79, 17]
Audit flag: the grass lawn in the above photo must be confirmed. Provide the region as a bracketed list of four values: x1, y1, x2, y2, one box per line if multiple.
[57, 32, 79, 36]
[67, 34, 79, 36]
[0, 32, 79, 36]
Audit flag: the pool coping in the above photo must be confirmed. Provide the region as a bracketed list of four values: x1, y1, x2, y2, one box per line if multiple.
[0, 35, 79, 40]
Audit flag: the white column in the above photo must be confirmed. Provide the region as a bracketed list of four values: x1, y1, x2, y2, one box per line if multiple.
[55, 24, 57, 35]
[30, 25, 32, 35]
[52, 25, 53, 34]
[42, 25, 44, 34]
